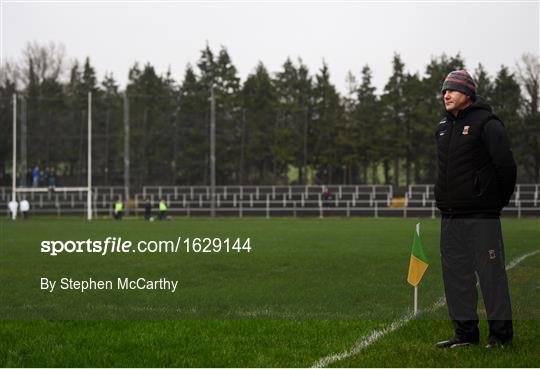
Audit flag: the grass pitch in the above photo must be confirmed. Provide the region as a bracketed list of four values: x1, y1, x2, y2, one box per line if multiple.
[0, 217, 538, 367]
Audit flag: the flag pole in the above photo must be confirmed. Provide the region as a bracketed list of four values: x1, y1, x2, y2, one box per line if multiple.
[414, 285, 418, 315]
[407, 222, 428, 316]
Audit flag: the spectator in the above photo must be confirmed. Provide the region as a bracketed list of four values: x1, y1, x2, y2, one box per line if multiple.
[20, 199, 30, 219]
[48, 166, 56, 188]
[42, 167, 47, 186]
[32, 166, 39, 188]
[8, 199, 18, 220]
[322, 186, 332, 201]
[322, 186, 333, 207]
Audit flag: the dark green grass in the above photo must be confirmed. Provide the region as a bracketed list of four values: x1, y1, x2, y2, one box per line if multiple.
[0, 320, 387, 367]
[333, 319, 540, 368]
[0, 217, 538, 367]
[332, 254, 540, 367]
[1, 217, 449, 320]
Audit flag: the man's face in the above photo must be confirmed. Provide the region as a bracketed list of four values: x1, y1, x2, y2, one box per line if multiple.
[443, 89, 471, 116]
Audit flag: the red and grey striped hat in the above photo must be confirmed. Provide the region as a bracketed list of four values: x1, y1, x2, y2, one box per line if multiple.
[441, 70, 476, 97]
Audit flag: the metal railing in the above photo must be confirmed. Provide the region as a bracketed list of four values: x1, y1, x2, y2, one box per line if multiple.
[2, 184, 539, 218]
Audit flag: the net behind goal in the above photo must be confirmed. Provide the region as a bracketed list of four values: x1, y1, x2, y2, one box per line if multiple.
[10, 92, 93, 219]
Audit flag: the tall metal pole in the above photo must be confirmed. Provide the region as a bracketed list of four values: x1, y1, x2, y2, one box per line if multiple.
[303, 107, 308, 185]
[87, 91, 92, 220]
[20, 96, 27, 187]
[210, 84, 216, 218]
[123, 94, 130, 208]
[239, 108, 245, 185]
[12, 94, 17, 202]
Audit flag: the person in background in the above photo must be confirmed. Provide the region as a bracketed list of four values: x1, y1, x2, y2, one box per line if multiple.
[32, 166, 39, 188]
[322, 186, 332, 201]
[144, 197, 153, 221]
[322, 186, 333, 207]
[158, 198, 168, 220]
[8, 199, 18, 220]
[48, 166, 56, 188]
[42, 166, 49, 187]
[114, 199, 124, 220]
[20, 199, 30, 219]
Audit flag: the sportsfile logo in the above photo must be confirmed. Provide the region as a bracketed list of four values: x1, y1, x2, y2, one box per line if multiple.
[40, 236, 252, 256]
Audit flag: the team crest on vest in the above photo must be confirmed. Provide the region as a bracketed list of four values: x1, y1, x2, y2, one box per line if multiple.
[462, 125, 470, 135]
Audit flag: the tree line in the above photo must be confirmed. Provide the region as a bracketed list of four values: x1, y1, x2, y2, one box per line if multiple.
[1, 42, 539, 188]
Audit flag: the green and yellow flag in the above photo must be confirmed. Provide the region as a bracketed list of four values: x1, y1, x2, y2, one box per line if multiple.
[407, 223, 428, 286]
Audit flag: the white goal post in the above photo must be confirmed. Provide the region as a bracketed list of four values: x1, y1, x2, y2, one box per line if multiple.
[11, 92, 93, 220]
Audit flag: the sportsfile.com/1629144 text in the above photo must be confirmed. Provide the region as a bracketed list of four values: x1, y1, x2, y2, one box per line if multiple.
[40, 236, 252, 256]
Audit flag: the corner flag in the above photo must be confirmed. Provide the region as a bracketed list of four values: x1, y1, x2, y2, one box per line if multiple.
[407, 223, 428, 287]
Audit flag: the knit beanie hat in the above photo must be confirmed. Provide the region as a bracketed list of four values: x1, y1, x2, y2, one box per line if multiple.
[441, 70, 476, 98]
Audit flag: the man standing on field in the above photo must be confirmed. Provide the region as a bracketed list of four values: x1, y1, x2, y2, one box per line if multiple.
[434, 70, 516, 349]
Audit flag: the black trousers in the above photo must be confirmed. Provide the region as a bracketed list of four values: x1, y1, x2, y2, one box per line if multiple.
[440, 217, 513, 341]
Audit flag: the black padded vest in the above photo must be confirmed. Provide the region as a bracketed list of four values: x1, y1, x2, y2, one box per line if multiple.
[434, 105, 504, 216]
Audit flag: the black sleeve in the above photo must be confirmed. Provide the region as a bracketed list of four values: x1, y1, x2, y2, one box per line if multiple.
[482, 119, 517, 206]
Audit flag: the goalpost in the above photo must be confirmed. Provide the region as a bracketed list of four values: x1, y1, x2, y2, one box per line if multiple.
[11, 92, 93, 220]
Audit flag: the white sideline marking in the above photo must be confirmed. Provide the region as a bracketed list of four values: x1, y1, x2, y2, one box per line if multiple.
[312, 249, 540, 368]
[312, 313, 414, 368]
[505, 249, 540, 271]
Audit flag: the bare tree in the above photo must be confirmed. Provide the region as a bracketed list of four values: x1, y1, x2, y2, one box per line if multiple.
[0, 60, 21, 89]
[516, 53, 540, 115]
[516, 53, 540, 182]
[20, 41, 66, 87]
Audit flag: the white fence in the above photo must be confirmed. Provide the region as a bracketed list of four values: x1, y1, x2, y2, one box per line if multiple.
[2, 184, 539, 218]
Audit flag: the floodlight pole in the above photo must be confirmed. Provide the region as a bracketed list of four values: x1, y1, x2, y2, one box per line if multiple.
[210, 83, 216, 218]
[12, 94, 17, 202]
[20, 96, 27, 187]
[123, 94, 130, 207]
[87, 91, 92, 220]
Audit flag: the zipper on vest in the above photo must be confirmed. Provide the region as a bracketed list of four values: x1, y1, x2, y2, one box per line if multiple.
[446, 120, 455, 208]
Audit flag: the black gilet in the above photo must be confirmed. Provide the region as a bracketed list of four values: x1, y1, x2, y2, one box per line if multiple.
[434, 99, 504, 216]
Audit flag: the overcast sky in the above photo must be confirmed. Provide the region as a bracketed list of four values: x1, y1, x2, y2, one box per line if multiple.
[2, 1, 539, 94]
